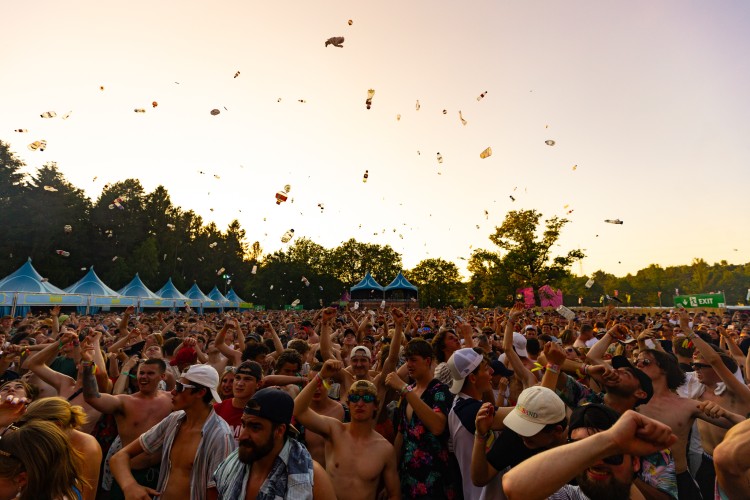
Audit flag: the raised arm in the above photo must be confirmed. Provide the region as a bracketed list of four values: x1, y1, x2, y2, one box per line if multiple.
[293, 359, 342, 437]
[714, 417, 750, 499]
[681, 309, 750, 405]
[214, 323, 241, 366]
[471, 402, 500, 486]
[264, 320, 284, 357]
[380, 308, 405, 378]
[49, 306, 61, 340]
[81, 343, 125, 415]
[385, 372, 447, 436]
[503, 304, 537, 388]
[118, 306, 134, 338]
[502, 411, 676, 499]
[318, 307, 337, 361]
[21, 331, 77, 393]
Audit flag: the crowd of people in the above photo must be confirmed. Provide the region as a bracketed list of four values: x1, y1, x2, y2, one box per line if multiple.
[1, 302, 750, 499]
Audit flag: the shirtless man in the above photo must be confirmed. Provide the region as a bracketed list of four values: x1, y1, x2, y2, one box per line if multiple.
[320, 307, 403, 404]
[111, 364, 235, 500]
[634, 347, 740, 499]
[679, 309, 750, 498]
[82, 347, 173, 499]
[294, 359, 400, 499]
[300, 362, 348, 467]
[22, 330, 103, 433]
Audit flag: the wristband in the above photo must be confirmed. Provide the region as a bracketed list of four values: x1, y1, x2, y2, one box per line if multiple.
[400, 385, 413, 397]
[122, 370, 129, 377]
[80, 360, 93, 367]
[545, 363, 560, 374]
[581, 363, 589, 375]
[475, 430, 491, 441]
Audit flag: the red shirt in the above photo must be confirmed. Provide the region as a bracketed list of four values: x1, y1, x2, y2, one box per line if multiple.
[213, 399, 244, 443]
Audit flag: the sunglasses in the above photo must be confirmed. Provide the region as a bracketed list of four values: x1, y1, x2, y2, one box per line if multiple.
[568, 437, 624, 465]
[347, 393, 376, 404]
[174, 382, 197, 393]
[634, 358, 653, 368]
[691, 363, 711, 370]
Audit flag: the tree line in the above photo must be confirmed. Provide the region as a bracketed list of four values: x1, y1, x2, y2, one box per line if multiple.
[2, 141, 747, 308]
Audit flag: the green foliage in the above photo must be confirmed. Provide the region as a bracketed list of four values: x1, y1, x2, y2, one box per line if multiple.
[405, 258, 463, 307]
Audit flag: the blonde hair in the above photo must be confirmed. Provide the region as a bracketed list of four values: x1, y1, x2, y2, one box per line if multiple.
[19, 397, 88, 430]
[0, 420, 87, 500]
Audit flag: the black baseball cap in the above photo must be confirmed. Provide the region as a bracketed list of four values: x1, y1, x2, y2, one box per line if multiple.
[244, 388, 294, 425]
[611, 355, 653, 405]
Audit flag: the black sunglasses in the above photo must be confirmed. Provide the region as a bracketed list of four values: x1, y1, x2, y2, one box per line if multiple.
[174, 382, 197, 393]
[347, 393, 376, 404]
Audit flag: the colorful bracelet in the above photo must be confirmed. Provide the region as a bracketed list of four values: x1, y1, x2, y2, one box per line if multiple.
[545, 363, 560, 374]
[474, 430, 491, 441]
[400, 385, 413, 397]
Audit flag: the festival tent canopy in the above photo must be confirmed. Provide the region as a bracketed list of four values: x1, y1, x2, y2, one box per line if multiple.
[155, 278, 190, 300]
[117, 274, 160, 299]
[0, 258, 67, 295]
[350, 271, 385, 301]
[384, 271, 418, 302]
[208, 286, 238, 309]
[64, 267, 121, 296]
[185, 282, 221, 309]
[225, 287, 245, 303]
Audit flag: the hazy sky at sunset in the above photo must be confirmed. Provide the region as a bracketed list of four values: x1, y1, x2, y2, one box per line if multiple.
[2, 0, 750, 280]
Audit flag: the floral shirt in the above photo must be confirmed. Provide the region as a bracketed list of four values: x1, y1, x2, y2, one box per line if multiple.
[395, 379, 458, 499]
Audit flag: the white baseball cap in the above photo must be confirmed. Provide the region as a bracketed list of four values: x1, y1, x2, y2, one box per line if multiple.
[447, 348, 483, 394]
[350, 346, 372, 359]
[182, 364, 222, 403]
[503, 386, 566, 437]
[513, 332, 528, 357]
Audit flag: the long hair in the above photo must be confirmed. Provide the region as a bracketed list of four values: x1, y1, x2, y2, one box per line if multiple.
[0, 420, 87, 500]
[18, 397, 88, 431]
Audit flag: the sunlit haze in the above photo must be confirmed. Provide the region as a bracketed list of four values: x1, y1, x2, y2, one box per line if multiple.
[3, 0, 750, 280]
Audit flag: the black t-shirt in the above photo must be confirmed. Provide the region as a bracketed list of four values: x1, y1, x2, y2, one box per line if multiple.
[485, 427, 542, 472]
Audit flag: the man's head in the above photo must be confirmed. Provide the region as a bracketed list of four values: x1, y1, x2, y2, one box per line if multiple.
[342, 328, 357, 346]
[503, 386, 567, 450]
[447, 348, 492, 395]
[489, 359, 514, 387]
[349, 346, 372, 378]
[524, 325, 537, 339]
[512, 332, 528, 358]
[432, 329, 460, 363]
[137, 358, 167, 392]
[239, 388, 295, 463]
[635, 349, 685, 390]
[274, 349, 303, 376]
[404, 339, 433, 381]
[568, 404, 639, 500]
[692, 347, 738, 386]
[172, 364, 222, 409]
[608, 356, 653, 406]
[234, 361, 263, 401]
[347, 379, 378, 421]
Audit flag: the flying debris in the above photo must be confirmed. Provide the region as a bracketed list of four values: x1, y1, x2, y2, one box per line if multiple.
[415, 100, 420, 111]
[210, 109, 220, 116]
[134, 108, 146, 113]
[281, 229, 295, 243]
[442, 109, 447, 115]
[112, 256, 118, 262]
[40, 111, 56, 119]
[251, 265, 258, 274]
[166, 224, 175, 230]
[298, 99, 306, 103]
[484, 210, 489, 220]
[63, 225, 72, 233]
[56, 250, 70, 257]
[14, 129, 28, 133]
[545, 140, 555, 146]
[62, 111, 72, 120]
[396, 114, 401, 121]
[234, 71, 240, 78]
[365, 89, 375, 110]
[509, 195, 515, 202]
[209, 242, 218, 248]
[363, 170, 369, 183]
[217, 267, 225, 276]
[459, 110, 467, 126]
[325, 36, 345, 48]
[572, 165, 577, 171]
[152, 101, 158, 108]
[348, 19, 353, 25]
[585, 278, 595, 288]
[28, 140, 47, 152]
[301, 277, 310, 287]
[479, 147, 492, 159]
[437, 152, 443, 164]
[604, 219, 624, 225]
[275, 191, 288, 204]
[477, 91, 488, 101]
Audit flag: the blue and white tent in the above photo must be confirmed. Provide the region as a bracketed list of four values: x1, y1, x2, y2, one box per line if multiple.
[350, 271, 385, 300]
[184, 282, 221, 310]
[384, 271, 418, 302]
[65, 266, 126, 313]
[0, 258, 82, 315]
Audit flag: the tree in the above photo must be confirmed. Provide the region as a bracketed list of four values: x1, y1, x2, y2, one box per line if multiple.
[327, 239, 403, 286]
[468, 210, 584, 306]
[406, 258, 464, 307]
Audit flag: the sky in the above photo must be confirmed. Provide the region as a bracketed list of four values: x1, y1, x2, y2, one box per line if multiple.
[2, 0, 750, 281]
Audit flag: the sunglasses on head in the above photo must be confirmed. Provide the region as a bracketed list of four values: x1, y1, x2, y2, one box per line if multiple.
[347, 393, 376, 404]
[174, 382, 197, 393]
[635, 358, 653, 367]
[691, 363, 711, 370]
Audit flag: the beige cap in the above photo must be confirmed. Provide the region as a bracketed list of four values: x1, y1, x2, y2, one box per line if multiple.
[503, 386, 566, 437]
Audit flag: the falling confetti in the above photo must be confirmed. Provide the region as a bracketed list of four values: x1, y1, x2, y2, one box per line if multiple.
[56, 250, 70, 257]
[545, 140, 555, 146]
[509, 195, 516, 202]
[251, 265, 258, 274]
[604, 219, 624, 225]
[325, 36, 345, 48]
[437, 152, 443, 164]
[477, 91, 488, 101]
[62, 111, 72, 120]
[63, 225, 72, 233]
[363, 170, 369, 183]
[291, 299, 301, 307]
[209, 242, 218, 248]
[112, 256, 118, 262]
[442, 109, 447, 115]
[152, 101, 158, 108]
[396, 114, 401, 121]
[415, 100, 420, 111]
[210, 109, 220, 116]
[134, 108, 146, 113]
[298, 99, 306, 103]
[283, 184, 291, 193]
[484, 210, 489, 220]
[100, 86, 105, 91]
[348, 19, 353, 25]
[166, 223, 175, 230]
[14, 129, 28, 133]
[40, 111, 56, 119]
[479, 147, 492, 159]
[234, 71, 240, 78]
[572, 165, 577, 171]
[459, 110, 467, 126]
[217, 267, 225, 276]
[365, 89, 375, 110]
